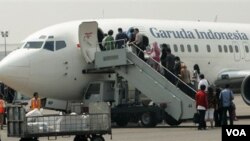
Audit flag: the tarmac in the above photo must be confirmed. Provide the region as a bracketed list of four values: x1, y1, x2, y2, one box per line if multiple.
[0, 94, 250, 141]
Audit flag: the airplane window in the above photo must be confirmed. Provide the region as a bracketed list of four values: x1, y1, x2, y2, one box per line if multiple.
[39, 35, 47, 39]
[218, 45, 222, 52]
[174, 44, 178, 52]
[224, 45, 228, 53]
[187, 45, 191, 52]
[18, 43, 25, 49]
[44, 41, 54, 51]
[180, 44, 184, 52]
[23, 41, 43, 49]
[194, 45, 199, 52]
[207, 45, 211, 53]
[235, 45, 239, 53]
[245, 45, 249, 53]
[56, 41, 66, 50]
[229, 45, 233, 53]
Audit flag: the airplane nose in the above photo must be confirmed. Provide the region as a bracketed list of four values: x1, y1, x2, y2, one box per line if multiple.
[0, 51, 30, 90]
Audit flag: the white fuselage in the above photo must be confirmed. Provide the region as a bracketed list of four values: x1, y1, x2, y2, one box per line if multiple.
[0, 19, 250, 100]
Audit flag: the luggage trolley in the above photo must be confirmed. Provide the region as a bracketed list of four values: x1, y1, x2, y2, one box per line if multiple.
[7, 102, 112, 141]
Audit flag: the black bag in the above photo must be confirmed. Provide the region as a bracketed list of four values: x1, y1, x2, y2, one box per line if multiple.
[141, 35, 149, 50]
[193, 112, 200, 123]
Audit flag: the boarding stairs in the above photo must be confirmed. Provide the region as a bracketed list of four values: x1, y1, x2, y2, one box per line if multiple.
[83, 47, 196, 121]
[78, 21, 196, 121]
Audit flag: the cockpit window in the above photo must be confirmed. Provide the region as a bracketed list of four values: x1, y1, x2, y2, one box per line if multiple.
[44, 41, 54, 51]
[39, 35, 47, 39]
[23, 42, 43, 49]
[56, 41, 66, 50]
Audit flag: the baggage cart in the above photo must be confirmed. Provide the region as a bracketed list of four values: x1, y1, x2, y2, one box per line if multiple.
[7, 102, 112, 141]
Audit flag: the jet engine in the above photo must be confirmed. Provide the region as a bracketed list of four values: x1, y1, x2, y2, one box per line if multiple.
[241, 75, 250, 105]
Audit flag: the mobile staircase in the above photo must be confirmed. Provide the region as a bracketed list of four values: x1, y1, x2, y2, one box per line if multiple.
[79, 21, 197, 125]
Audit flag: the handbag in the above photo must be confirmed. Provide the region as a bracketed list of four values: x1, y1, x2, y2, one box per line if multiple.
[193, 112, 200, 123]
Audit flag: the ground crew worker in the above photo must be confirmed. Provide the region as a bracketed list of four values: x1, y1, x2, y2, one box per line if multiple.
[0, 95, 6, 130]
[30, 92, 41, 111]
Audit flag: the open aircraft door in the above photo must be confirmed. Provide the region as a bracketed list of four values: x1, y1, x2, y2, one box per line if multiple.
[79, 21, 99, 63]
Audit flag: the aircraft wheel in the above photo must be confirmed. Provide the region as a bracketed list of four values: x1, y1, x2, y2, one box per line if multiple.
[141, 112, 156, 127]
[91, 135, 105, 141]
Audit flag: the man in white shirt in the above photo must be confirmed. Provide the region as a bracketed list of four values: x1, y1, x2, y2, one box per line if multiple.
[198, 74, 210, 92]
[132, 28, 145, 61]
[133, 28, 143, 46]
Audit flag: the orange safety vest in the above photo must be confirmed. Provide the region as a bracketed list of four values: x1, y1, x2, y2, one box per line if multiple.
[0, 100, 5, 113]
[30, 98, 41, 110]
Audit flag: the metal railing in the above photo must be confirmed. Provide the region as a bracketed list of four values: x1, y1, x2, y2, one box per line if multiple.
[99, 39, 127, 51]
[96, 39, 196, 98]
[129, 42, 197, 99]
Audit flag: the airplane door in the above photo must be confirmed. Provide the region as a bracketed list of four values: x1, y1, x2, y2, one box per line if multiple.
[233, 41, 241, 62]
[79, 21, 99, 63]
[242, 42, 250, 61]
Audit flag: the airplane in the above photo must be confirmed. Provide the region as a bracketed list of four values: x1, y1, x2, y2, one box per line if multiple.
[0, 18, 250, 107]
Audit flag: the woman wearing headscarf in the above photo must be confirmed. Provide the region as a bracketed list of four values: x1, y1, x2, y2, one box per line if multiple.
[146, 42, 160, 71]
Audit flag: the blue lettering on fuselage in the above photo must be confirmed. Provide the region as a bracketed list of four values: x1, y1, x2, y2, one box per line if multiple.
[149, 27, 249, 40]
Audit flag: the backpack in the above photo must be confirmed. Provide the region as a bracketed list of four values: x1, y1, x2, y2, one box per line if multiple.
[141, 35, 149, 50]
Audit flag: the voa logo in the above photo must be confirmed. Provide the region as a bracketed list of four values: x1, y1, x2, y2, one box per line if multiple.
[226, 129, 246, 136]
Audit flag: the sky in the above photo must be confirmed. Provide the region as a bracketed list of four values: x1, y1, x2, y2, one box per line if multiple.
[0, 0, 250, 45]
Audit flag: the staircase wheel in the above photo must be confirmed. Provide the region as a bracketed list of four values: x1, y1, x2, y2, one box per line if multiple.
[141, 112, 157, 127]
[165, 113, 182, 126]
